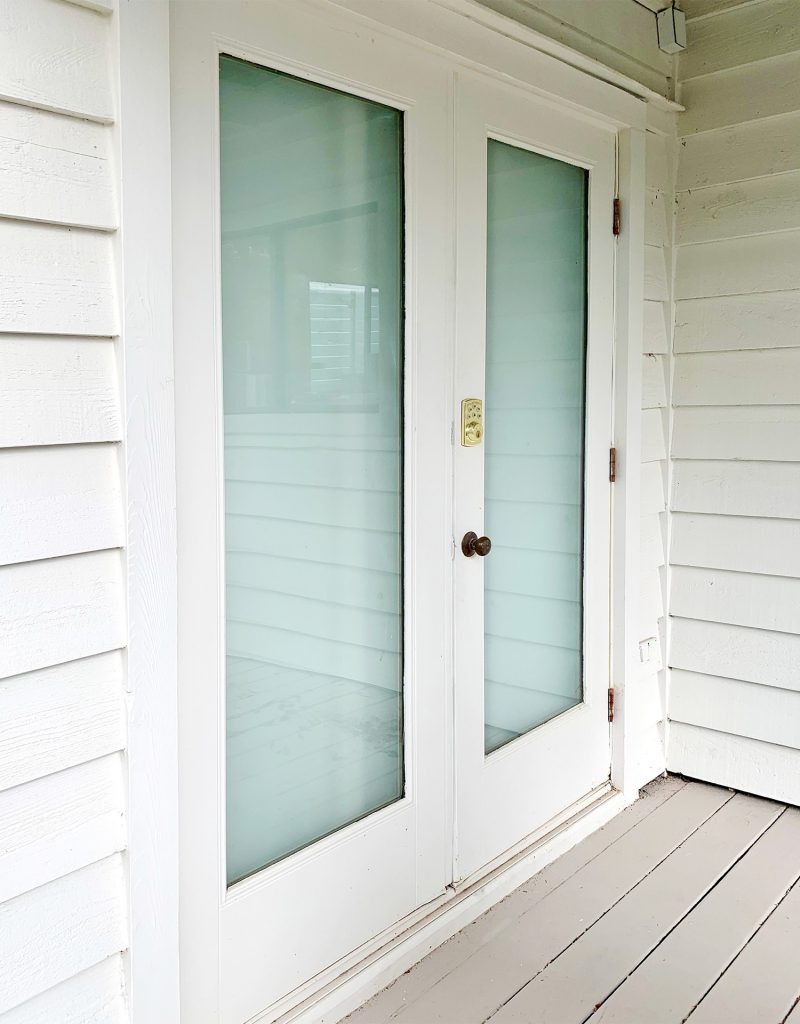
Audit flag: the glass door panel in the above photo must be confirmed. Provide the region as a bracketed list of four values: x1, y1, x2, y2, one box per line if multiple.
[483, 139, 588, 754]
[219, 56, 405, 883]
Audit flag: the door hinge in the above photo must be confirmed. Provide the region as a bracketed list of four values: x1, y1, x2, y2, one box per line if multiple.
[608, 687, 615, 723]
[613, 197, 621, 236]
[609, 446, 617, 482]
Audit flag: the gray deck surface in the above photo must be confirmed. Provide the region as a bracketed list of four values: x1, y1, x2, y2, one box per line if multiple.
[345, 776, 800, 1024]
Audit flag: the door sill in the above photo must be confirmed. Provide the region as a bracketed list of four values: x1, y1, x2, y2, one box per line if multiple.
[261, 782, 630, 1024]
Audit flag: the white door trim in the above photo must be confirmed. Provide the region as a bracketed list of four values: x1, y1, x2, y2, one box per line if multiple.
[279, 783, 630, 1024]
[120, 1, 646, 1020]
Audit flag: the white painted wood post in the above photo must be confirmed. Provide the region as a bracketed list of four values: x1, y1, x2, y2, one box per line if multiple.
[116, 0, 181, 1019]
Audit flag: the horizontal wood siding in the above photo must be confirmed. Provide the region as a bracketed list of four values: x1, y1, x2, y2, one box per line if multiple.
[668, 1, 800, 801]
[0, 0, 126, 1020]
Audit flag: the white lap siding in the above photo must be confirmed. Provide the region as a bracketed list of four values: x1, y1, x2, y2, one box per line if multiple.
[0, 0, 127, 1020]
[668, 0, 800, 803]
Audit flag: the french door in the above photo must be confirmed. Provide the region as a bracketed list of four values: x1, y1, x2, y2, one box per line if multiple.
[453, 74, 615, 879]
[172, 2, 615, 1021]
[172, 4, 452, 1022]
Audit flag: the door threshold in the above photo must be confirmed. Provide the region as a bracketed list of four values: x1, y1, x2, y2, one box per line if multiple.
[265, 782, 630, 1024]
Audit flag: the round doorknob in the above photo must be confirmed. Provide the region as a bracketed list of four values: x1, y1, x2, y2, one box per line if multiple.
[461, 531, 492, 557]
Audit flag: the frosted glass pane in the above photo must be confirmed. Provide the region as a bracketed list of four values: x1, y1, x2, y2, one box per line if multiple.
[220, 56, 404, 883]
[484, 139, 587, 755]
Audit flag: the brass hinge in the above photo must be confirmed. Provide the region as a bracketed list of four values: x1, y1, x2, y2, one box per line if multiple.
[613, 197, 621, 236]
[608, 687, 615, 723]
[609, 446, 617, 482]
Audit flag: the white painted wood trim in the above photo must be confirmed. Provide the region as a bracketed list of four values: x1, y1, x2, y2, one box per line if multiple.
[115, 1, 180, 1020]
[611, 128, 648, 799]
[275, 786, 630, 1024]
[333, 0, 654, 128]
[431, 0, 684, 114]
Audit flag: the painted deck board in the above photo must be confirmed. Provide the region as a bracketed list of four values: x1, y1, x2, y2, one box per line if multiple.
[488, 793, 781, 1023]
[349, 781, 730, 1024]
[345, 781, 798, 1024]
[345, 776, 686, 1024]
[688, 873, 800, 1024]
[592, 808, 800, 1023]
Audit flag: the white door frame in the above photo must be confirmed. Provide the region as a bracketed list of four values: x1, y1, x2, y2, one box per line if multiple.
[119, 1, 650, 1020]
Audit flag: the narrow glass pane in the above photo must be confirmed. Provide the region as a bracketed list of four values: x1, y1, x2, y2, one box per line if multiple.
[484, 139, 587, 755]
[220, 56, 404, 883]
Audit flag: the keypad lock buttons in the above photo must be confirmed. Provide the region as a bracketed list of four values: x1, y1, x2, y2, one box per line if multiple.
[461, 398, 483, 447]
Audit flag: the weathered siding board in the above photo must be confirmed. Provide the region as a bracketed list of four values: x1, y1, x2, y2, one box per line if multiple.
[682, 0, 800, 80]
[668, 723, 800, 806]
[670, 670, 800, 751]
[0, 957, 125, 1024]
[671, 512, 800, 578]
[676, 170, 800, 244]
[671, 618, 800, 694]
[680, 51, 800, 134]
[641, 354, 667, 409]
[677, 112, 800, 190]
[0, 444, 124, 565]
[674, 230, 800, 299]
[0, 0, 127, 1014]
[673, 460, 800, 519]
[673, 349, 800, 406]
[643, 300, 668, 354]
[0, 855, 126, 1015]
[0, 101, 115, 229]
[644, 187, 668, 247]
[672, 406, 800, 462]
[0, 552, 126, 681]
[0, 337, 120, 447]
[0, 221, 116, 336]
[0, 0, 114, 122]
[0, 653, 125, 792]
[671, 566, 800, 635]
[0, 755, 125, 905]
[674, 291, 800, 353]
[641, 408, 667, 463]
[641, 461, 667, 516]
[644, 244, 669, 302]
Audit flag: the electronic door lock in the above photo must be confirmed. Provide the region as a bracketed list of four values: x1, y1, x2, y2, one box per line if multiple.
[461, 398, 483, 446]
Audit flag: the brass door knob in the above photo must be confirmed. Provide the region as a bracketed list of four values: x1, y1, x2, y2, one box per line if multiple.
[461, 531, 492, 557]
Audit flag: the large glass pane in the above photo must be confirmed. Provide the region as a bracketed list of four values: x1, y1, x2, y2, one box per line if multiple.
[484, 139, 587, 755]
[220, 56, 404, 883]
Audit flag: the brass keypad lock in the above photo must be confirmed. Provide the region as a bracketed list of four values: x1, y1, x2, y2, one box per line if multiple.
[461, 398, 483, 447]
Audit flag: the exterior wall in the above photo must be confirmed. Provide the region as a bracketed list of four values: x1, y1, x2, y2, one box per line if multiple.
[0, 0, 670, 1020]
[0, 0, 128, 1020]
[668, 0, 800, 802]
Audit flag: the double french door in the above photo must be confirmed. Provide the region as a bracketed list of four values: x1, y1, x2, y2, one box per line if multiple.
[172, 2, 615, 1021]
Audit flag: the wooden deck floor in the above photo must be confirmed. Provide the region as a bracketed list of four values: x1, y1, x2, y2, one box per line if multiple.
[345, 776, 800, 1024]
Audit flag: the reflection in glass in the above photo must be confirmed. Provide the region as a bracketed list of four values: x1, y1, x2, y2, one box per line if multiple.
[220, 56, 404, 883]
[484, 139, 588, 754]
